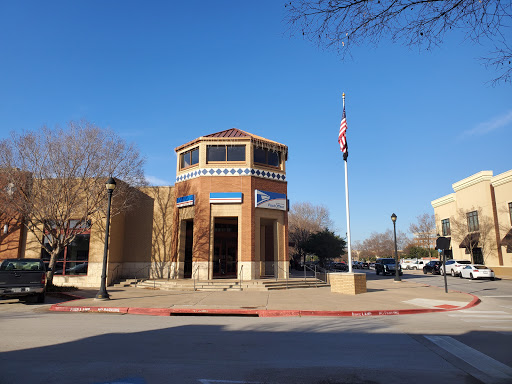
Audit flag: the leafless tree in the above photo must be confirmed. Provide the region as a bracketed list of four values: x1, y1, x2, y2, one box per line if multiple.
[449, 207, 497, 264]
[356, 229, 409, 260]
[409, 212, 436, 258]
[0, 121, 146, 285]
[285, 0, 512, 84]
[288, 201, 334, 265]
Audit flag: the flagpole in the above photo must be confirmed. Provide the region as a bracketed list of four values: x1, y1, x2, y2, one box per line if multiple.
[343, 93, 353, 273]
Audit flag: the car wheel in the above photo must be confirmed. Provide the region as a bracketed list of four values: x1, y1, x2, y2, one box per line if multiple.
[470, 273, 474, 280]
[459, 273, 463, 279]
[451, 270, 455, 277]
[431, 269, 436, 275]
[440, 268, 444, 275]
[423, 269, 427, 274]
[490, 277, 495, 281]
[413, 266, 417, 270]
[376, 269, 380, 275]
[36, 292, 45, 303]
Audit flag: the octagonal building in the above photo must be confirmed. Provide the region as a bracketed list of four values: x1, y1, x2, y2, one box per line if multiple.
[173, 128, 289, 281]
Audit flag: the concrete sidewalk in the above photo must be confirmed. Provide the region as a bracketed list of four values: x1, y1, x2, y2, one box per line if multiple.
[49, 277, 481, 317]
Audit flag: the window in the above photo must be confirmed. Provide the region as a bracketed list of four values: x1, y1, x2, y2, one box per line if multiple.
[180, 147, 199, 169]
[41, 220, 91, 276]
[509, 202, 512, 225]
[206, 145, 245, 163]
[253, 146, 280, 167]
[441, 219, 451, 236]
[467, 211, 479, 232]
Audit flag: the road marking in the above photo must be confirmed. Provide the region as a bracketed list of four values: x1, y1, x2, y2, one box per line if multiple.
[457, 319, 512, 323]
[481, 295, 512, 298]
[459, 310, 509, 314]
[403, 298, 468, 309]
[448, 314, 512, 319]
[424, 335, 512, 383]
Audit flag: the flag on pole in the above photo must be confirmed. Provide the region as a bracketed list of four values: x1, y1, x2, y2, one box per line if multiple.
[338, 105, 348, 161]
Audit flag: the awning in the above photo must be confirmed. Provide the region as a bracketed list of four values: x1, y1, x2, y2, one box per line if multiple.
[459, 232, 480, 248]
[501, 229, 512, 252]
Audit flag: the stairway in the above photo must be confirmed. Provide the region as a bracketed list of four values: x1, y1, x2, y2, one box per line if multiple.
[114, 277, 329, 291]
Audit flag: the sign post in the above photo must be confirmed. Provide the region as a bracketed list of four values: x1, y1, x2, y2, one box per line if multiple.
[436, 236, 451, 293]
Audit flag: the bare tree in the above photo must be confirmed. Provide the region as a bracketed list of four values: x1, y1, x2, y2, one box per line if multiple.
[409, 213, 436, 259]
[449, 207, 497, 264]
[0, 121, 146, 285]
[285, 0, 512, 84]
[288, 201, 334, 265]
[357, 229, 409, 260]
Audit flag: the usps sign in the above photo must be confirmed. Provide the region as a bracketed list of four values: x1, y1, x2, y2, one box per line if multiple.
[255, 190, 286, 211]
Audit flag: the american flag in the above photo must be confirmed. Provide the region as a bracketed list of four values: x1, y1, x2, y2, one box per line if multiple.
[338, 106, 348, 160]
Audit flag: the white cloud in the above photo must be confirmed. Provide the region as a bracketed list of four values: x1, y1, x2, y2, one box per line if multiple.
[145, 175, 172, 186]
[463, 110, 512, 136]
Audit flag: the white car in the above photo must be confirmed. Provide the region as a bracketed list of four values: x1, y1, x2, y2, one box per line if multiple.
[442, 259, 472, 276]
[459, 264, 495, 280]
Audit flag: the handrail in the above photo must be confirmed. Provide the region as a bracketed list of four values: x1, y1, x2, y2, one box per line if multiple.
[272, 262, 289, 289]
[109, 264, 121, 286]
[303, 264, 329, 287]
[239, 264, 244, 290]
[133, 265, 150, 280]
[192, 265, 200, 291]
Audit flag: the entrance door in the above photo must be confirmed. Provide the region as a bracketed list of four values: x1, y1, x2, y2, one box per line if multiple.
[264, 224, 275, 276]
[472, 248, 484, 264]
[184, 220, 193, 278]
[213, 218, 238, 278]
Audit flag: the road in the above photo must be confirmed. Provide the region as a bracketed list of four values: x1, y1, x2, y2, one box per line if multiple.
[0, 271, 511, 384]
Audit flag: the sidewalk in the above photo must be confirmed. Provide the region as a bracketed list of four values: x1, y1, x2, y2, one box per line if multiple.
[49, 277, 480, 317]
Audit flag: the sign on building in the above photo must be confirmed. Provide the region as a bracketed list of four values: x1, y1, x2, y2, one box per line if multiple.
[255, 190, 286, 211]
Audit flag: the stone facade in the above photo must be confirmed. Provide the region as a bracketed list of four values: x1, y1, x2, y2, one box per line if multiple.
[329, 273, 367, 295]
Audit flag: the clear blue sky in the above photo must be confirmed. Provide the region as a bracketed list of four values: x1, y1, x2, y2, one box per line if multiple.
[1, 1, 510, 242]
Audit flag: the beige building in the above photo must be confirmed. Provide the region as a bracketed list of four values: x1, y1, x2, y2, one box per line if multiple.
[2, 129, 289, 287]
[431, 170, 512, 278]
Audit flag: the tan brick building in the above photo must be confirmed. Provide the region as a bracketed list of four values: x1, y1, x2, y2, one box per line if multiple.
[1, 129, 289, 287]
[431, 169, 512, 278]
[173, 128, 289, 281]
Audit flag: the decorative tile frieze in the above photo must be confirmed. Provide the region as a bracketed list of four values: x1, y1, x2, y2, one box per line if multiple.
[176, 167, 286, 183]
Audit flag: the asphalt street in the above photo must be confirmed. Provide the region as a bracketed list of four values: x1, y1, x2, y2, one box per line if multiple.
[0, 269, 511, 384]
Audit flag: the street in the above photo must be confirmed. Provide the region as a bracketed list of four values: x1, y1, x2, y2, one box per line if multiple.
[0, 271, 511, 384]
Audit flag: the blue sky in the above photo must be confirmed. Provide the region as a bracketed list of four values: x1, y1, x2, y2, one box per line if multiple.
[1, 1, 510, 242]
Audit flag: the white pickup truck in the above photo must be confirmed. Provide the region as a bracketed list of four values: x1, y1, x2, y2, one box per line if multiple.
[401, 259, 432, 270]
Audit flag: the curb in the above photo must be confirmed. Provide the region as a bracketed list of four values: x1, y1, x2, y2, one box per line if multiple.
[49, 292, 481, 318]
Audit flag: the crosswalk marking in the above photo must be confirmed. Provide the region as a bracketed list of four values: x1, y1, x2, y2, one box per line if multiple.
[402, 298, 468, 308]
[425, 336, 512, 383]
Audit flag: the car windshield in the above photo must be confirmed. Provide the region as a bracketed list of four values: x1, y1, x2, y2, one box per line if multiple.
[0, 260, 44, 271]
[474, 265, 487, 269]
[458, 261, 471, 265]
[381, 259, 395, 264]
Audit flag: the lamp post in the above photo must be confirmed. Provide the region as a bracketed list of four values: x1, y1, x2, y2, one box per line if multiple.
[95, 177, 116, 300]
[391, 213, 401, 282]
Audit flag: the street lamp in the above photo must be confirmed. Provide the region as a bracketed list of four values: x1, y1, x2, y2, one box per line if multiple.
[95, 177, 116, 300]
[391, 213, 401, 282]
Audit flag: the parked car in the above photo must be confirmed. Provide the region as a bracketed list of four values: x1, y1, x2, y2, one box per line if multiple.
[369, 262, 375, 270]
[0, 258, 46, 303]
[401, 260, 414, 270]
[360, 262, 369, 269]
[441, 259, 472, 276]
[459, 264, 495, 280]
[352, 261, 360, 269]
[331, 262, 348, 272]
[375, 258, 402, 276]
[423, 260, 442, 275]
[408, 259, 431, 270]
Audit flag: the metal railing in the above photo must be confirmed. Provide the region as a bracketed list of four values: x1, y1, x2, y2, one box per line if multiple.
[192, 265, 200, 291]
[239, 264, 244, 289]
[302, 264, 330, 286]
[272, 262, 289, 289]
[109, 264, 121, 286]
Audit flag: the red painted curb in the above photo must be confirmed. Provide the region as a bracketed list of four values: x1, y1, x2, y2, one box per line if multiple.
[48, 284, 481, 318]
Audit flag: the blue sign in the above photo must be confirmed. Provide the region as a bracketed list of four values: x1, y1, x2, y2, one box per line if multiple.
[210, 192, 243, 204]
[176, 194, 195, 208]
[255, 190, 287, 211]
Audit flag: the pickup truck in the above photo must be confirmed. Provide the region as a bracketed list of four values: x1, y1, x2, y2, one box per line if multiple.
[375, 258, 403, 276]
[0, 258, 46, 303]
